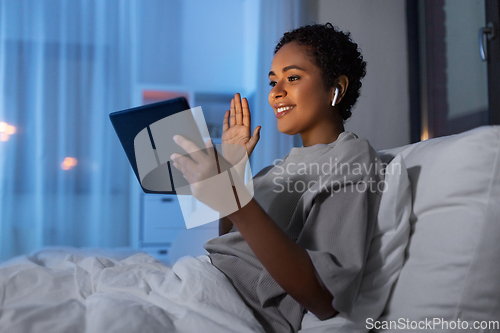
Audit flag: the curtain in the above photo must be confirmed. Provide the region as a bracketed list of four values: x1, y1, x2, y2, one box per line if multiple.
[251, 0, 308, 173]
[0, 0, 134, 261]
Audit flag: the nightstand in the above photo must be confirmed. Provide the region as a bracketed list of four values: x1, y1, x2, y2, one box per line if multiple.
[140, 193, 218, 266]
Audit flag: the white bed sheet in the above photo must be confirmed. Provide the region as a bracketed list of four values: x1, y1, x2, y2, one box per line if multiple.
[0, 247, 264, 333]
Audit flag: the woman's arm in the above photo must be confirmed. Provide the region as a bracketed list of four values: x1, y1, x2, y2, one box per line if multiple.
[171, 137, 336, 318]
[171, 93, 336, 318]
[227, 198, 337, 320]
[219, 216, 233, 236]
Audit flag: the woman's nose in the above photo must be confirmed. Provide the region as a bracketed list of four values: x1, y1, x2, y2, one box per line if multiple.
[270, 84, 286, 99]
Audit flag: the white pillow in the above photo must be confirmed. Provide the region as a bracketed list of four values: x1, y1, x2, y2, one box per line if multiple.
[300, 154, 412, 333]
[374, 126, 500, 331]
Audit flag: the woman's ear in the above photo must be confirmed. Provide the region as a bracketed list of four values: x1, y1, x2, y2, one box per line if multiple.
[331, 75, 349, 105]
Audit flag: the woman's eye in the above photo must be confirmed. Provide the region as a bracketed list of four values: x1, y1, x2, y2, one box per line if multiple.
[269, 81, 277, 87]
[288, 76, 300, 82]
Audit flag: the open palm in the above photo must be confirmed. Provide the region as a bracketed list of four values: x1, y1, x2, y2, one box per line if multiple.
[221, 93, 261, 170]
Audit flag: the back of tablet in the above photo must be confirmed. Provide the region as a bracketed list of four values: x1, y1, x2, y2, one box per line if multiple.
[109, 97, 207, 194]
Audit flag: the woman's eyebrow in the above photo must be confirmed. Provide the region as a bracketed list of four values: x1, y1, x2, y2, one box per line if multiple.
[268, 65, 306, 77]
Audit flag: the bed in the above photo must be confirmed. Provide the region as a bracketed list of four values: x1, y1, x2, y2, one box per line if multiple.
[3, 126, 500, 333]
[0, 247, 265, 333]
[0, 134, 415, 333]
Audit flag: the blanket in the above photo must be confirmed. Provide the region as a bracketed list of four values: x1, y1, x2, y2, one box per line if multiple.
[0, 248, 264, 333]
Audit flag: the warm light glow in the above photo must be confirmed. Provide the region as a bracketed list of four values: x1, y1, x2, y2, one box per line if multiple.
[6, 125, 16, 135]
[0, 122, 16, 141]
[421, 129, 429, 141]
[61, 157, 78, 170]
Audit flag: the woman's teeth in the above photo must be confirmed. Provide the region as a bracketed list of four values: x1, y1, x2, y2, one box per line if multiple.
[277, 106, 293, 113]
[276, 105, 294, 118]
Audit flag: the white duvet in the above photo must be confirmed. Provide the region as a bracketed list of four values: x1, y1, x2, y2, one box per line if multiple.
[0, 248, 264, 333]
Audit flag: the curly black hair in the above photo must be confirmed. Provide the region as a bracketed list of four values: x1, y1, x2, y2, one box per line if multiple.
[275, 23, 366, 120]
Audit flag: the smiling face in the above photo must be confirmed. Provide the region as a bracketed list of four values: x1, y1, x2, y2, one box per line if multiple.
[268, 42, 344, 146]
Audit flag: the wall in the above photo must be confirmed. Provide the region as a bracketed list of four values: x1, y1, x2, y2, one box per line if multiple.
[136, 0, 259, 95]
[314, 0, 410, 150]
[138, 1, 183, 86]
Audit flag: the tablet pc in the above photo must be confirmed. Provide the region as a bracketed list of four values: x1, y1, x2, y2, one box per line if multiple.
[109, 97, 208, 194]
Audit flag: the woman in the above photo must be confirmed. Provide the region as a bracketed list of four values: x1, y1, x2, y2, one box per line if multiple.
[171, 23, 384, 333]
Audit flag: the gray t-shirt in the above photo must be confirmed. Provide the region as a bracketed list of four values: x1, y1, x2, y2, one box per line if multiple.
[204, 132, 384, 333]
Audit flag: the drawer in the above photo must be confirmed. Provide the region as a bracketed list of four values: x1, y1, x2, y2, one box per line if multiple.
[141, 194, 218, 244]
[141, 246, 172, 265]
[143, 194, 186, 228]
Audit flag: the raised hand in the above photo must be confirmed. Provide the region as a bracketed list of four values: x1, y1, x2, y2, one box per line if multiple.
[221, 93, 261, 169]
[171, 135, 252, 214]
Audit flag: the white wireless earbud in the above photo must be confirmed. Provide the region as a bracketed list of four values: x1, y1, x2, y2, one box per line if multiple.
[332, 87, 339, 106]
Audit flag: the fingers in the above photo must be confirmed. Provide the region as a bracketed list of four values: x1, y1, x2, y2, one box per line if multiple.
[242, 97, 250, 127]
[249, 126, 261, 147]
[173, 135, 202, 155]
[228, 93, 249, 128]
[234, 93, 243, 125]
[254, 126, 261, 138]
[205, 139, 215, 158]
[171, 138, 218, 183]
[223, 110, 230, 132]
[170, 153, 196, 180]
[230, 98, 236, 128]
[172, 135, 208, 166]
